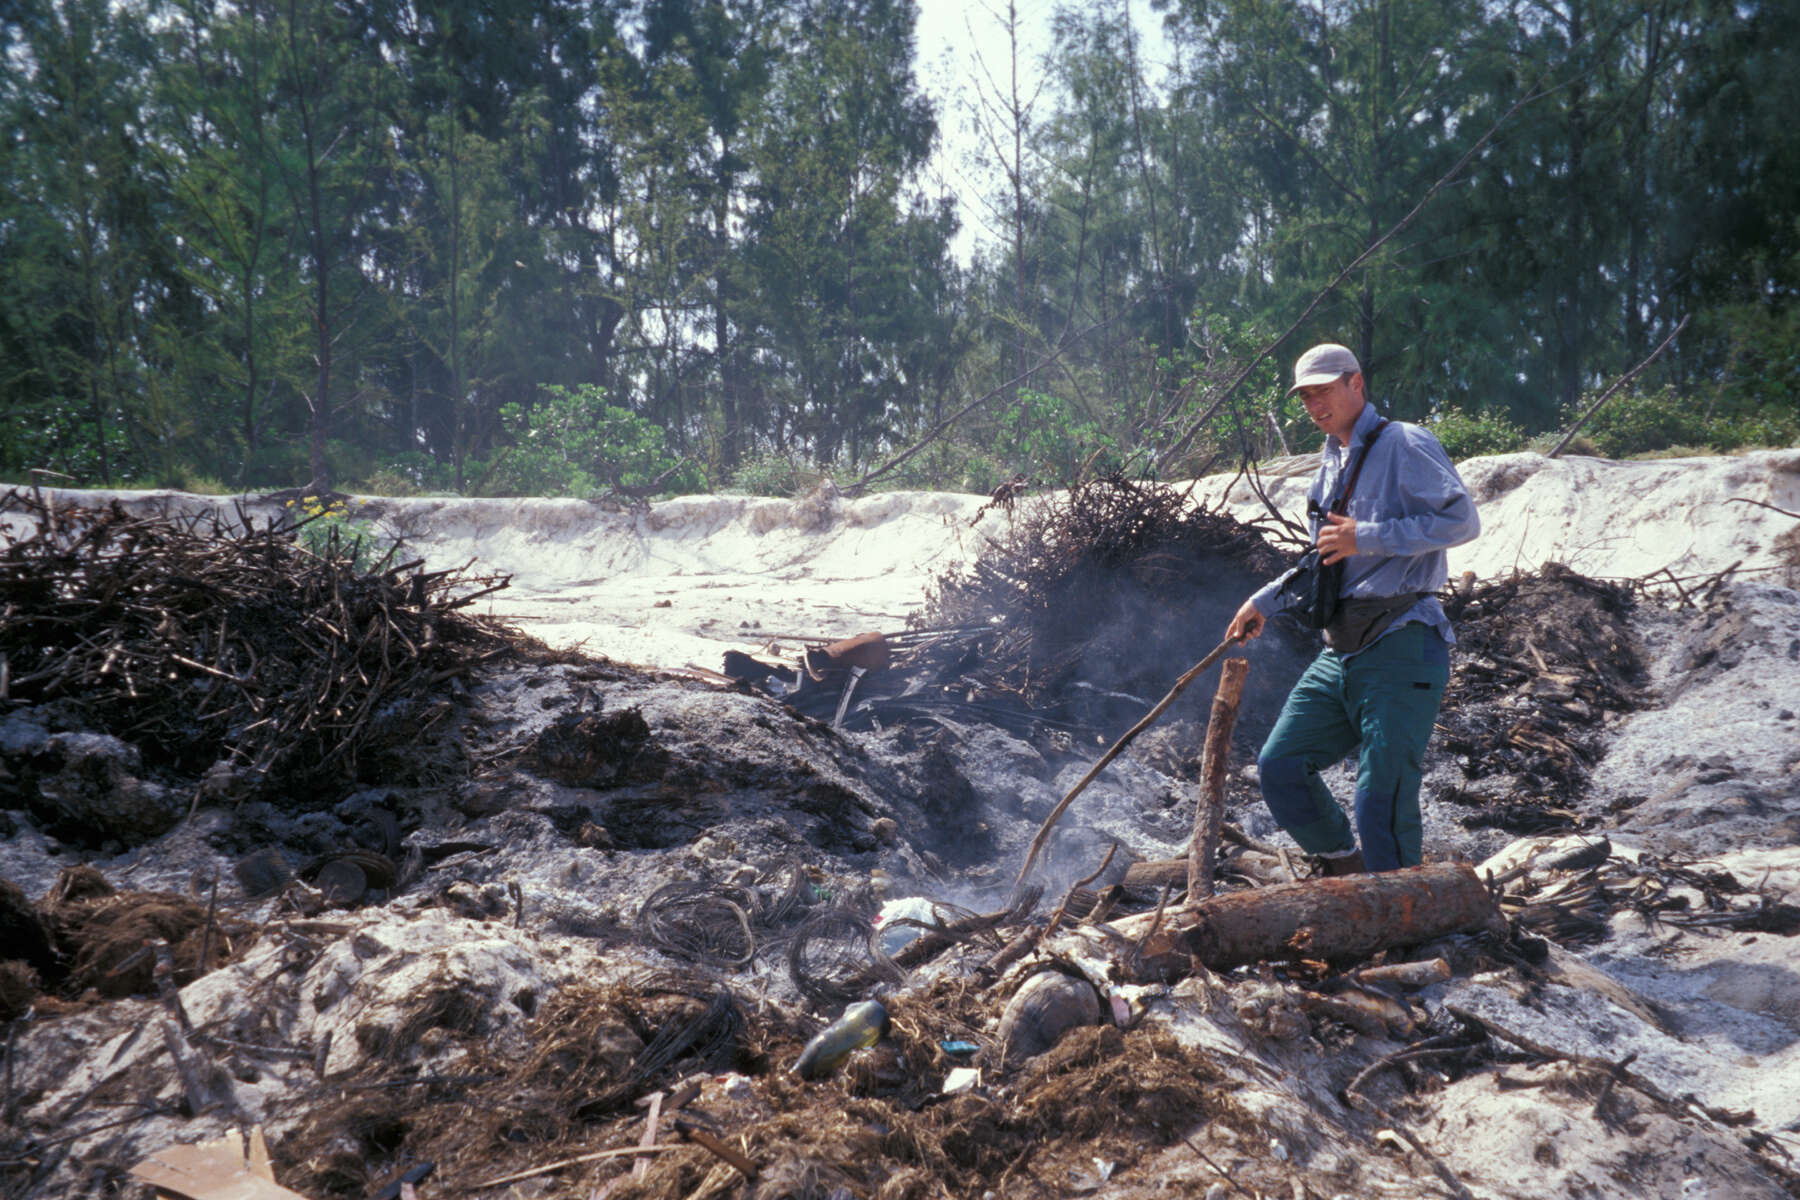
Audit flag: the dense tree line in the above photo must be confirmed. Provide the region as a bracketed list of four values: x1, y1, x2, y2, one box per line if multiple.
[2, 0, 1795, 496]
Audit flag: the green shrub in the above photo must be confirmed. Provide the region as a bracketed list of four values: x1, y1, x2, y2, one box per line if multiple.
[480, 384, 705, 499]
[995, 389, 1117, 486]
[282, 495, 393, 573]
[355, 452, 461, 497]
[1426, 406, 1527, 461]
[242, 440, 312, 490]
[954, 449, 1003, 496]
[357, 467, 421, 497]
[1717, 406, 1800, 450]
[1575, 387, 1713, 458]
[480, 454, 598, 499]
[726, 452, 818, 497]
[865, 443, 1005, 494]
[1567, 386, 1796, 458]
[178, 473, 232, 495]
[1526, 430, 1598, 457]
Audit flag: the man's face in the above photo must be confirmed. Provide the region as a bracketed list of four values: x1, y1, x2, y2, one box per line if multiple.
[1297, 373, 1365, 443]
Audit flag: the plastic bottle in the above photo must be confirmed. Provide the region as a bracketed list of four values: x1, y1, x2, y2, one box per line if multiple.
[792, 999, 889, 1080]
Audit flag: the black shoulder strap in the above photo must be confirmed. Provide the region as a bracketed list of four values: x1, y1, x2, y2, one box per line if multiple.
[1329, 418, 1390, 515]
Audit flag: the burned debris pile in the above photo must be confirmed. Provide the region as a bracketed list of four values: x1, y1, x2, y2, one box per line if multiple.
[1489, 835, 1800, 947]
[264, 963, 1236, 1200]
[723, 475, 1294, 742]
[1436, 565, 1648, 835]
[0, 490, 521, 832]
[921, 473, 1287, 704]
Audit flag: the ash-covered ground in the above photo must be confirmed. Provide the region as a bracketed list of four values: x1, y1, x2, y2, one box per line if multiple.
[2, 458, 1799, 1200]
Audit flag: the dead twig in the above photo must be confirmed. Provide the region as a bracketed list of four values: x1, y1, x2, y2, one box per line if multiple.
[1342, 1087, 1475, 1200]
[1548, 315, 1691, 458]
[1725, 497, 1800, 522]
[1342, 1032, 1473, 1099]
[1447, 1005, 1755, 1128]
[464, 1144, 670, 1189]
[674, 1119, 759, 1182]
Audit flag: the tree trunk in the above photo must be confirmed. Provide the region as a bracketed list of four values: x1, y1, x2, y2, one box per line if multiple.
[715, 164, 740, 471]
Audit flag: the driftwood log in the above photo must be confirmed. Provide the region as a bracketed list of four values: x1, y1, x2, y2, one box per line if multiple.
[1186, 657, 1247, 901]
[1110, 863, 1501, 971]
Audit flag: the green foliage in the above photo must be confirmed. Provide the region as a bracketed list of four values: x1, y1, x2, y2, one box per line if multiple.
[354, 454, 460, 497]
[725, 453, 823, 498]
[283, 495, 391, 572]
[887, 444, 1006, 495]
[994, 390, 1118, 486]
[1575, 388, 1720, 458]
[1571, 386, 1799, 458]
[1426, 407, 1527, 462]
[483, 385, 703, 499]
[118, 466, 233, 495]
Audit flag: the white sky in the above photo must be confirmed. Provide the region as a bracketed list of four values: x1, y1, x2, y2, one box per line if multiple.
[912, 0, 1175, 262]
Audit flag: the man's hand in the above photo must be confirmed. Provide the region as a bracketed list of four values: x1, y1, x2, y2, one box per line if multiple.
[1317, 512, 1359, 564]
[1227, 597, 1265, 642]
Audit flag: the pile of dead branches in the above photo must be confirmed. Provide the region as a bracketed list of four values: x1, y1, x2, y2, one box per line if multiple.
[917, 473, 1287, 713]
[1437, 565, 1647, 834]
[0, 490, 517, 800]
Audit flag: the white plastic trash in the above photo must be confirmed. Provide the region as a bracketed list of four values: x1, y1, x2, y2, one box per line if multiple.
[873, 896, 941, 955]
[942, 1066, 981, 1094]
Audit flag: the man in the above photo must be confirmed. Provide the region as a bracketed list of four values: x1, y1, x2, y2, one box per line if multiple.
[1226, 343, 1480, 874]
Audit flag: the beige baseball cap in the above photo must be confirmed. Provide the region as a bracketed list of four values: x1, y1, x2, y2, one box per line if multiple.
[1286, 343, 1361, 395]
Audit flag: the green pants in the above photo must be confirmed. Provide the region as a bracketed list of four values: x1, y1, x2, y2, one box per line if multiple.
[1256, 622, 1450, 871]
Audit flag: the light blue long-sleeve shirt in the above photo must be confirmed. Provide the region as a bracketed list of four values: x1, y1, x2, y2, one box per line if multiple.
[1251, 401, 1480, 654]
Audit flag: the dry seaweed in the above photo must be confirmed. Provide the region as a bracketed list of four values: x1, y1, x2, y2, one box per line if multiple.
[0, 866, 252, 1013]
[271, 973, 761, 1199]
[604, 1023, 1231, 1200]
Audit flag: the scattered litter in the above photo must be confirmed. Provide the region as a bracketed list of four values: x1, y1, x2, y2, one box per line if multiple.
[130, 1127, 306, 1200]
[794, 999, 889, 1080]
[943, 1066, 981, 1094]
[873, 895, 942, 954]
[997, 969, 1103, 1066]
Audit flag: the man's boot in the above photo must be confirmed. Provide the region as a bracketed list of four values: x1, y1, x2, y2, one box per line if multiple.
[1319, 849, 1365, 876]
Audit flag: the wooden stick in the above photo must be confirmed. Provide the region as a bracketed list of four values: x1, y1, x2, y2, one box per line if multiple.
[1446, 1005, 1754, 1127]
[1351, 958, 1452, 991]
[675, 1121, 759, 1181]
[1343, 1034, 1471, 1099]
[465, 1145, 669, 1189]
[196, 873, 220, 983]
[1548, 315, 1690, 457]
[160, 1019, 224, 1116]
[4, 1019, 15, 1127]
[1725, 497, 1800, 522]
[1188, 658, 1248, 903]
[1015, 636, 1240, 891]
[633, 1091, 662, 1180]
